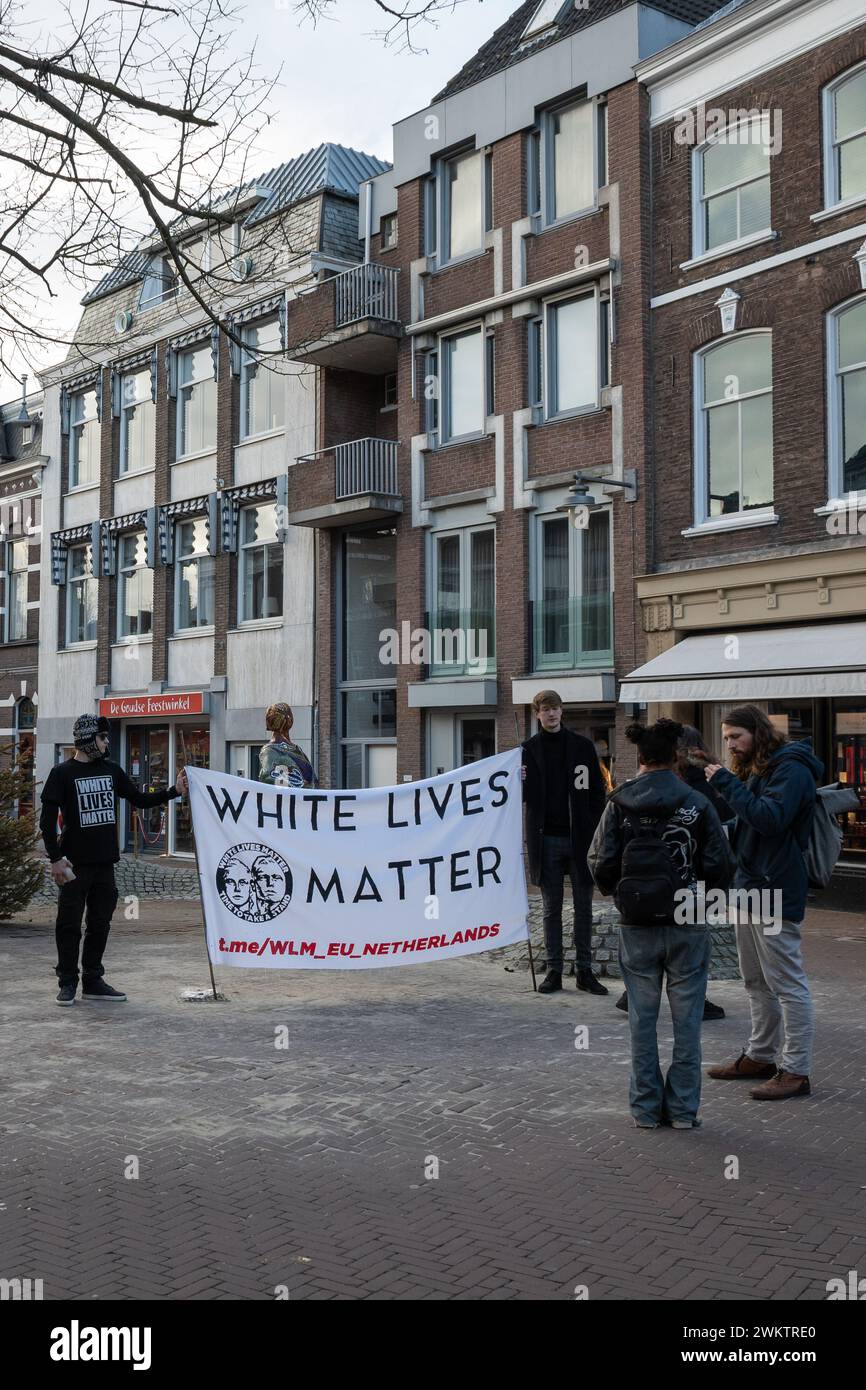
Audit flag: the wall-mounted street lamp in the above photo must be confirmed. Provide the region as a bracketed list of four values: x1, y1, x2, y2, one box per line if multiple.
[556, 469, 638, 524]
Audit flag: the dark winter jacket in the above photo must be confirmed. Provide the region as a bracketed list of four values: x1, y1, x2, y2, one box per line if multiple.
[709, 741, 822, 923]
[681, 760, 734, 823]
[522, 728, 606, 885]
[588, 769, 734, 909]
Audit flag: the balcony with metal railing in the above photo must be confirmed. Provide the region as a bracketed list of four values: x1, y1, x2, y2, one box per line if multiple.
[288, 437, 402, 528]
[285, 261, 402, 373]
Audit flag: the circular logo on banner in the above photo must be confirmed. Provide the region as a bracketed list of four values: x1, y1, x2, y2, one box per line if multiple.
[216, 843, 293, 922]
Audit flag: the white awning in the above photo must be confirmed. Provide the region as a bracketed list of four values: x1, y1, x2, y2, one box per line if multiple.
[620, 622, 866, 704]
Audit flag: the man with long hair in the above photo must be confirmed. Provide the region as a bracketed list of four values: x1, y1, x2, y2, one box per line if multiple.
[703, 704, 821, 1102]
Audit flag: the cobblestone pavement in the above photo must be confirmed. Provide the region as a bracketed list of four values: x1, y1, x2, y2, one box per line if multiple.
[2, 895, 865, 1301]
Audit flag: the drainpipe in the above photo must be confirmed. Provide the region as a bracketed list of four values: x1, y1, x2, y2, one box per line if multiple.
[363, 180, 373, 264]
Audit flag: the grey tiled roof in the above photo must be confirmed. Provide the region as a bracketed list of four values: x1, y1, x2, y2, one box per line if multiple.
[245, 144, 390, 227]
[693, 0, 755, 31]
[82, 143, 390, 307]
[432, 0, 724, 102]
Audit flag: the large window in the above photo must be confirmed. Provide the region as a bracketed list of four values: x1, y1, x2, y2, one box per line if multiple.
[430, 526, 495, 676]
[534, 509, 611, 669]
[118, 532, 153, 640]
[240, 318, 285, 438]
[543, 292, 599, 417]
[119, 369, 155, 475]
[66, 545, 97, 645]
[829, 298, 866, 497]
[69, 388, 100, 488]
[548, 100, 595, 222]
[239, 504, 283, 623]
[441, 327, 485, 443]
[444, 149, 484, 261]
[528, 96, 601, 226]
[340, 527, 397, 787]
[175, 518, 215, 630]
[139, 254, 176, 309]
[695, 122, 771, 255]
[696, 333, 774, 523]
[6, 540, 28, 642]
[176, 345, 216, 458]
[824, 64, 866, 208]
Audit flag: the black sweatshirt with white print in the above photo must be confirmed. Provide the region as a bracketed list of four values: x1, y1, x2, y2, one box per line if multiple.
[40, 758, 180, 865]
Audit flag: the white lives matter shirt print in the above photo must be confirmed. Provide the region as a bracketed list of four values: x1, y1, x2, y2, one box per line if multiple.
[75, 774, 117, 827]
[186, 749, 529, 970]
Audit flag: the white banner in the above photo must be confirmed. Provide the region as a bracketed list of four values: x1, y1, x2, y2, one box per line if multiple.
[186, 749, 528, 969]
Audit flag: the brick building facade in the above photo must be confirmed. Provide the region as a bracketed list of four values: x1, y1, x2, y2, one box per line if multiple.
[626, 0, 866, 864]
[284, 0, 720, 791]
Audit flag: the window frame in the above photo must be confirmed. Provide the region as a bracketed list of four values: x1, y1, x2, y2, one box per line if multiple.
[380, 212, 398, 250]
[428, 522, 496, 676]
[440, 146, 486, 266]
[5, 539, 29, 643]
[692, 329, 775, 527]
[542, 287, 602, 420]
[119, 367, 155, 476]
[173, 516, 216, 634]
[823, 61, 866, 210]
[541, 95, 599, 228]
[175, 343, 217, 460]
[65, 544, 98, 647]
[827, 293, 866, 502]
[692, 118, 773, 259]
[438, 323, 487, 445]
[116, 530, 153, 642]
[532, 505, 612, 669]
[237, 502, 284, 626]
[69, 388, 100, 490]
[239, 316, 285, 441]
[138, 254, 177, 310]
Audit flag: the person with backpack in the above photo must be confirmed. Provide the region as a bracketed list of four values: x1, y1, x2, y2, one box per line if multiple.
[703, 704, 821, 1102]
[614, 725, 731, 1023]
[522, 690, 607, 995]
[588, 719, 733, 1129]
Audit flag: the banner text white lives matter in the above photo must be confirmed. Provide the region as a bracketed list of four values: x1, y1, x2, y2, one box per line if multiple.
[186, 750, 528, 969]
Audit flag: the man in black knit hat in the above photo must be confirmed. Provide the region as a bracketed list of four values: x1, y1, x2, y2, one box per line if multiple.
[39, 714, 188, 1006]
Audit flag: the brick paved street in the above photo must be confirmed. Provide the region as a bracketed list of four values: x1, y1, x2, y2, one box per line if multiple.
[2, 893, 866, 1301]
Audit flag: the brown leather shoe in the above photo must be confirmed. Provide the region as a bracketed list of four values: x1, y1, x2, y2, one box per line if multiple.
[750, 1071, 811, 1101]
[707, 1051, 778, 1080]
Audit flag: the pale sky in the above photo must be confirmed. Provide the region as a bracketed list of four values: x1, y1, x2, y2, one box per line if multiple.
[1, 0, 518, 404]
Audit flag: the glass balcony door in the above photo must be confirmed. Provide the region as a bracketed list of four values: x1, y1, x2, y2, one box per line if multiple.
[534, 510, 612, 669]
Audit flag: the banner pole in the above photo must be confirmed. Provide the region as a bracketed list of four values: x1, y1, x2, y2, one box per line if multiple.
[186, 773, 220, 1001]
[514, 710, 537, 992]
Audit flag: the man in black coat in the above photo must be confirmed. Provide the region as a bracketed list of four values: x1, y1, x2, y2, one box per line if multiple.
[522, 689, 607, 995]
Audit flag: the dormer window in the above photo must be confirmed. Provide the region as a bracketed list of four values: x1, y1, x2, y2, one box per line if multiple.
[139, 254, 177, 309]
[521, 0, 565, 43]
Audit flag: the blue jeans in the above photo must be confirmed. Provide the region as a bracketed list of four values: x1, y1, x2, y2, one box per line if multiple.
[619, 926, 711, 1126]
[539, 834, 594, 973]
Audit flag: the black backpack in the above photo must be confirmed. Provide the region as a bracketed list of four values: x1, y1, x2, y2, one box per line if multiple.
[615, 802, 690, 926]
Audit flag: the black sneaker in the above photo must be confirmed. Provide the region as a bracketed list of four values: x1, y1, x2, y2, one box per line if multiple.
[81, 980, 127, 1002]
[538, 970, 562, 994]
[56, 984, 76, 1007]
[615, 991, 628, 1012]
[577, 970, 608, 996]
[703, 1000, 726, 1021]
